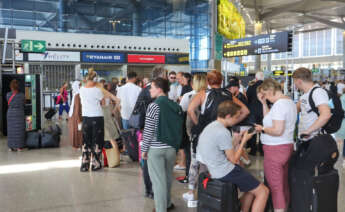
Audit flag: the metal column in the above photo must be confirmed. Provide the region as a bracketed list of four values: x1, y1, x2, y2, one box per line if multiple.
[254, 22, 262, 72]
[208, 0, 217, 70]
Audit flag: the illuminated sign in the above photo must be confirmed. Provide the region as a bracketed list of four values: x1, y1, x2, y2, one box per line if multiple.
[127, 54, 165, 64]
[166, 54, 189, 64]
[273, 70, 292, 76]
[223, 31, 293, 58]
[218, 0, 245, 40]
[81, 52, 125, 63]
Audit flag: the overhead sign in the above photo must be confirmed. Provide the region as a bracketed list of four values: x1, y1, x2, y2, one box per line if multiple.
[223, 31, 293, 58]
[127, 54, 165, 64]
[28, 51, 80, 62]
[82, 52, 125, 63]
[21, 40, 46, 53]
[273, 70, 292, 76]
[166, 54, 189, 64]
[218, 0, 245, 40]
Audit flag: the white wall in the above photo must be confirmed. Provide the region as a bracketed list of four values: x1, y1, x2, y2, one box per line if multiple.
[16, 30, 189, 54]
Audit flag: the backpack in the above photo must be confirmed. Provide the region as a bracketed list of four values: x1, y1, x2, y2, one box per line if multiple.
[191, 88, 233, 137]
[129, 85, 153, 129]
[308, 86, 344, 134]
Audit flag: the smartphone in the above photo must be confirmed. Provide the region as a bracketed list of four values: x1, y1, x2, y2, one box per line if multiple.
[300, 134, 309, 139]
[248, 126, 255, 134]
[232, 126, 241, 133]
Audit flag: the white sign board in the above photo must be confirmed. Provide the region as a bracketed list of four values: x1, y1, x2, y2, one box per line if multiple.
[15, 50, 23, 61]
[28, 51, 80, 62]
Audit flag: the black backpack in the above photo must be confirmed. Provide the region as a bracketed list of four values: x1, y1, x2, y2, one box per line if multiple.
[308, 86, 344, 134]
[192, 88, 233, 136]
[129, 85, 153, 129]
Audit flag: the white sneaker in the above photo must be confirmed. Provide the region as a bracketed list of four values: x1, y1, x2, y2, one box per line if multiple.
[183, 192, 194, 201]
[174, 164, 186, 170]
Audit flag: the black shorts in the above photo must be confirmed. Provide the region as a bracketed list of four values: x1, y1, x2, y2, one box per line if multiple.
[219, 165, 260, 192]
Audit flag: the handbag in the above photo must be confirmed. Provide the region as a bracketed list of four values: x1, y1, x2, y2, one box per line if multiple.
[129, 101, 147, 129]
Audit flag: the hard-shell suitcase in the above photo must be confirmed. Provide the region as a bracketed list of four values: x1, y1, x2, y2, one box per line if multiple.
[197, 172, 240, 212]
[120, 129, 138, 161]
[104, 140, 120, 168]
[289, 167, 339, 212]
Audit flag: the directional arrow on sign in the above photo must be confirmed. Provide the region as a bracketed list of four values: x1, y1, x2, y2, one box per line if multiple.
[34, 42, 44, 50]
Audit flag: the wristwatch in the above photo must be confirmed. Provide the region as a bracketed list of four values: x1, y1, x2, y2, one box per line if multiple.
[262, 127, 265, 134]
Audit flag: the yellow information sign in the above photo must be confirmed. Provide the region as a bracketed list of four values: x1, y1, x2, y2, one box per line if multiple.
[218, 0, 245, 40]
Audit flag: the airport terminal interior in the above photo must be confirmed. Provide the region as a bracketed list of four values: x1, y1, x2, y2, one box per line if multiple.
[1, 0, 345, 211]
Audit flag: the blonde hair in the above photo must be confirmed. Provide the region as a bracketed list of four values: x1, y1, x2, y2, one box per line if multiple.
[86, 67, 97, 81]
[193, 74, 207, 92]
[257, 78, 282, 94]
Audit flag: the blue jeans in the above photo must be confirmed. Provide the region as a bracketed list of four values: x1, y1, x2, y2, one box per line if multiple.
[59, 103, 70, 116]
[122, 119, 129, 130]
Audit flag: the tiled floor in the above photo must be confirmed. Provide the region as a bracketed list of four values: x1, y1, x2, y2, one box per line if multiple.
[0, 120, 344, 212]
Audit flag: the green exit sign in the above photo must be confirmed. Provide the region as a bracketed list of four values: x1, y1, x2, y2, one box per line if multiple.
[21, 40, 46, 53]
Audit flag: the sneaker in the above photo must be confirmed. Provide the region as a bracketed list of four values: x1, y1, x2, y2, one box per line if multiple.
[183, 192, 194, 201]
[174, 164, 186, 170]
[178, 176, 188, 184]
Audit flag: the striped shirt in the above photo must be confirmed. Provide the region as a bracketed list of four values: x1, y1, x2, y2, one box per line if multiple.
[141, 102, 172, 152]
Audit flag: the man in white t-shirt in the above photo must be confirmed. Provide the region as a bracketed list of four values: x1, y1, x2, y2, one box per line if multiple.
[117, 72, 142, 129]
[337, 80, 345, 96]
[168, 71, 182, 102]
[293, 67, 331, 139]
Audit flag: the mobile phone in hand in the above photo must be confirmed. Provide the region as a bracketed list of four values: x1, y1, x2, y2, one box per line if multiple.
[248, 126, 255, 134]
[232, 126, 241, 133]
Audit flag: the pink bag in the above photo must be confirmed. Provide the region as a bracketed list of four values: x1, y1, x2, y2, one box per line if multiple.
[136, 130, 143, 161]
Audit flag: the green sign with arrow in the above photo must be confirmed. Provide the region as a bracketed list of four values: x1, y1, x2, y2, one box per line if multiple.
[21, 40, 46, 53]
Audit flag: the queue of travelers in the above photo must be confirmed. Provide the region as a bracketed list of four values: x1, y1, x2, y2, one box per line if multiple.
[5, 65, 345, 212]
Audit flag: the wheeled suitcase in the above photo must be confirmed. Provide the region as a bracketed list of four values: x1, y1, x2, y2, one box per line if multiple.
[45, 108, 56, 120]
[26, 130, 41, 149]
[104, 140, 120, 168]
[289, 167, 339, 212]
[120, 129, 138, 161]
[197, 172, 240, 212]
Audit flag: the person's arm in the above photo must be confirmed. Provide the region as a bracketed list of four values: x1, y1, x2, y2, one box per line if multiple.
[296, 101, 301, 113]
[255, 120, 285, 136]
[141, 104, 160, 159]
[96, 84, 121, 105]
[232, 96, 250, 124]
[225, 131, 254, 164]
[187, 91, 204, 125]
[257, 92, 270, 116]
[303, 104, 331, 135]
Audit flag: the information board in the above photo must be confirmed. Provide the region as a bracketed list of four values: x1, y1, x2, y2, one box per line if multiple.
[127, 54, 165, 64]
[223, 31, 292, 58]
[81, 52, 125, 63]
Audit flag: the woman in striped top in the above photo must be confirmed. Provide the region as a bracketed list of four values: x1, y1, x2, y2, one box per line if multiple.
[141, 78, 184, 212]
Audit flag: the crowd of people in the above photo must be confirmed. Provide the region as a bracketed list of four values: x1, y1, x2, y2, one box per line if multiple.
[5, 66, 345, 212]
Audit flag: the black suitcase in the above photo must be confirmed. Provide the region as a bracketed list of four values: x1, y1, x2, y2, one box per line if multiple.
[41, 124, 61, 148]
[289, 167, 339, 212]
[197, 172, 240, 212]
[120, 129, 138, 161]
[41, 132, 60, 148]
[45, 108, 56, 120]
[26, 131, 41, 149]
